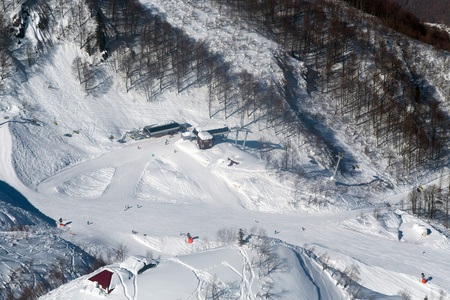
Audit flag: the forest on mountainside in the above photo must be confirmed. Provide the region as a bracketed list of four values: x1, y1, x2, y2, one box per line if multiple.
[207, 0, 449, 175]
[393, 0, 450, 27]
[343, 0, 450, 51]
[0, 0, 448, 180]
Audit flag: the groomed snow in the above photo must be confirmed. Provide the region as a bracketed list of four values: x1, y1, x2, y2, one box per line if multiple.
[0, 0, 448, 299]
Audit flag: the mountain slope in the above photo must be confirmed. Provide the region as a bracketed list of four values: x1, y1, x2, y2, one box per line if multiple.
[0, 0, 449, 299]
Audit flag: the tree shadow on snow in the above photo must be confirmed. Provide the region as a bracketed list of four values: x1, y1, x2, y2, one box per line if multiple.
[0, 181, 54, 226]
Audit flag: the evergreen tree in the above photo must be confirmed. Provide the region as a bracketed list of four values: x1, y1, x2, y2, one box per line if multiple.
[238, 228, 245, 246]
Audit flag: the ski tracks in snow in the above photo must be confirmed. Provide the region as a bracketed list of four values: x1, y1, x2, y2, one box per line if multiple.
[239, 248, 256, 300]
[167, 257, 210, 299]
[116, 271, 133, 300]
[167, 249, 256, 299]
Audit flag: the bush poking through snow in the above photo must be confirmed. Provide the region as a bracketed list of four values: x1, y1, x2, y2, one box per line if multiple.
[397, 289, 412, 300]
[373, 207, 382, 219]
[256, 280, 276, 299]
[319, 252, 331, 270]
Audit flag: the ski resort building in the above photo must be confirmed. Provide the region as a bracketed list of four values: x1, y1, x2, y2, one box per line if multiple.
[192, 125, 229, 149]
[87, 269, 115, 294]
[197, 131, 213, 149]
[192, 126, 229, 141]
[143, 121, 180, 137]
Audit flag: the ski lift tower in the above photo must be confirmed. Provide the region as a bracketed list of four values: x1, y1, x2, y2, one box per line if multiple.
[330, 153, 343, 181]
[230, 126, 252, 151]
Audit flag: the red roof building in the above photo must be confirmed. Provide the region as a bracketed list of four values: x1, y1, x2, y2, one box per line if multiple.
[88, 269, 115, 294]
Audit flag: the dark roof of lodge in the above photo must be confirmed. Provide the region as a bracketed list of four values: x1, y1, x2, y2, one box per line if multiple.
[207, 126, 229, 135]
[144, 122, 180, 133]
[192, 126, 229, 137]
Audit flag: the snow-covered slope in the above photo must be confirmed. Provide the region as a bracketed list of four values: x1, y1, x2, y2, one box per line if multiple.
[40, 243, 347, 300]
[0, 0, 449, 299]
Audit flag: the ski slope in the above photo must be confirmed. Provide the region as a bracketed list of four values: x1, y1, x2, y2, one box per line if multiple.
[0, 0, 449, 299]
[1, 117, 450, 299]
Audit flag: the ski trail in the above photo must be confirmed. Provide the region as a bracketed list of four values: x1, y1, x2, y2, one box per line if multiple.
[220, 261, 242, 278]
[132, 268, 138, 300]
[116, 271, 133, 300]
[168, 257, 212, 299]
[239, 248, 256, 300]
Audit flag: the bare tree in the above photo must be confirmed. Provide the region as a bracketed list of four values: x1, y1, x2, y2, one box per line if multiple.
[252, 238, 284, 277]
[0, 14, 12, 80]
[115, 243, 129, 262]
[217, 227, 236, 244]
[408, 189, 420, 215]
[373, 207, 382, 219]
[205, 274, 223, 300]
[0, 50, 12, 81]
[319, 252, 331, 270]
[423, 185, 438, 219]
[72, 56, 83, 83]
[82, 61, 95, 92]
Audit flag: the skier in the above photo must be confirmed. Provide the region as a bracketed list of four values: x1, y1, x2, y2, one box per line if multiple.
[187, 232, 193, 243]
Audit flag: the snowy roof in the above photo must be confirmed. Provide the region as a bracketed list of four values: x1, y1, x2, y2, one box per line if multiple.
[120, 255, 158, 274]
[197, 131, 213, 140]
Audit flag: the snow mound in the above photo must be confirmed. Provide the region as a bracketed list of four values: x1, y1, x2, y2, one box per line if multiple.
[56, 168, 115, 199]
[340, 210, 401, 241]
[135, 158, 205, 203]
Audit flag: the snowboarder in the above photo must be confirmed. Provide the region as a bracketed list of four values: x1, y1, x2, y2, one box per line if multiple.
[421, 273, 426, 284]
[228, 158, 239, 166]
[187, 232, 193, 243]
[59, 218, 63, 224]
